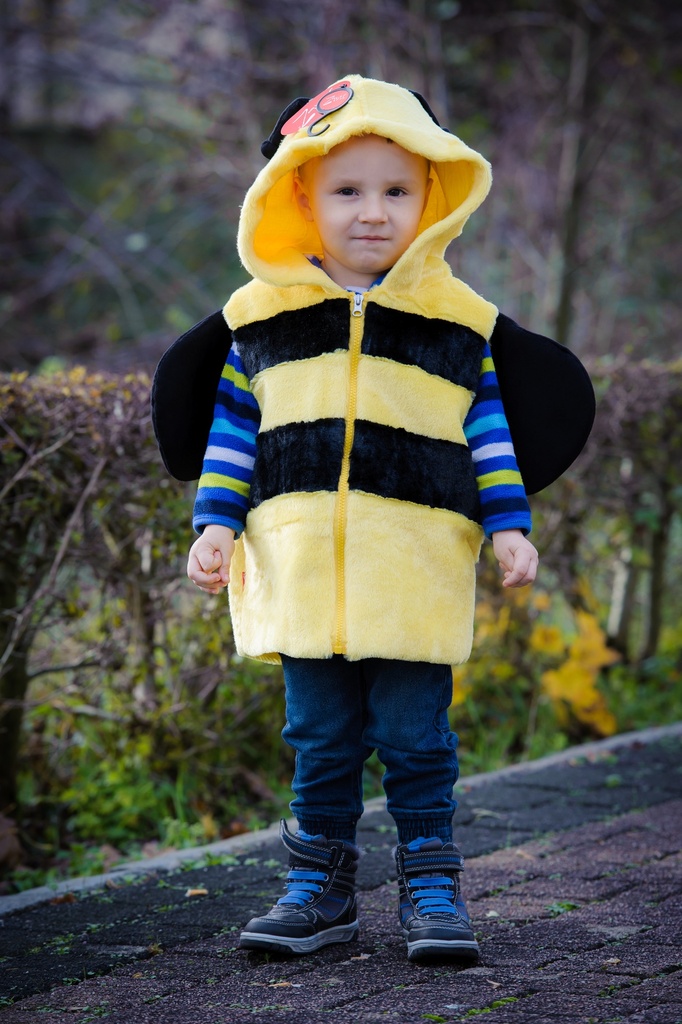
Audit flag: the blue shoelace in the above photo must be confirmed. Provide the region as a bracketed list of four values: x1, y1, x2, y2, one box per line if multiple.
[277, 868, 328, 907]
[408, 875, 458, 915]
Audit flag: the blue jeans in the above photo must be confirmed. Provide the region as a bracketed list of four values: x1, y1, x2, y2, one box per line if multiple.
[280, 654, 459, 844]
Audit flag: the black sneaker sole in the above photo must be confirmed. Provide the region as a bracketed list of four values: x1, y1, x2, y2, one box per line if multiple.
[239, 920, 359, 954]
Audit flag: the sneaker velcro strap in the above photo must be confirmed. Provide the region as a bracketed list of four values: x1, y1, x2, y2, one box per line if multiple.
[404, 852, 464, 874]
[284, 834, 334, 865]
[408, 876, 454, 889]
[413, 898, 458, 914]
[280, 821, 352, 868]
[288, 870, 328, 881]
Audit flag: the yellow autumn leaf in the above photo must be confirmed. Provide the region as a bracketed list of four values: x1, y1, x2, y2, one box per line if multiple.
[492, 660, 516, 681]
[476, 604, 511, 643]
[200, 813, 219, 841]
[575, 576, 598, 609]
[508, 585, 531, 608]
[529, 624, 565, 657]
[541, 662, 595, 705]
[541, 660, 617, 737]
[578, 701, 617, 736]
[570, 612, 620, 671]
[496, 605, 511, 635]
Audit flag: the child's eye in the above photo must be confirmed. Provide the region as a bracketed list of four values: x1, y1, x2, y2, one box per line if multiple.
[336, 187, 358, 196]
[386, 187, 407, 197]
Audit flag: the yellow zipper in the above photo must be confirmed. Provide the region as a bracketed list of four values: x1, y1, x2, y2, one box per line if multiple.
[332, 291, 365, 654]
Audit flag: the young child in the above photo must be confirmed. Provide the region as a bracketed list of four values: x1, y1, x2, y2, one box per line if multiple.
[154, 75, 590, 962]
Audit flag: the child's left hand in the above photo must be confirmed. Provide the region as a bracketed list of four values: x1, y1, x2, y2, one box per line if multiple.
[492, 530, 539, 588]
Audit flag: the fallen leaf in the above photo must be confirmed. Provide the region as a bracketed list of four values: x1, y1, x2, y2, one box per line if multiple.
[105, 879, 120, 890]
[49, 892, 77, 905]
[515, 849, 535, 860]
[485, 910, 500, 918]
[185, 887, 209, 898]
[351, 953, 371, 960]
[142, 841, 170, 858]
[602, 957, 622, 966]
[97, 843, 124, 871]
[485, 980, 502, 988]
[472, 808, 504, 820]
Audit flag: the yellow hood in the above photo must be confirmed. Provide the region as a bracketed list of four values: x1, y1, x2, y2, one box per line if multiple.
[236, 74, 493, 299]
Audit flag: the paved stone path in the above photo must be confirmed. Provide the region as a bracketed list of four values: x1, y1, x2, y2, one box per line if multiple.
[1, 726, 680, 1023]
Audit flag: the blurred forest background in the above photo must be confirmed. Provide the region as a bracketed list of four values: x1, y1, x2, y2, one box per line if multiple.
[1, 0, 681, 891]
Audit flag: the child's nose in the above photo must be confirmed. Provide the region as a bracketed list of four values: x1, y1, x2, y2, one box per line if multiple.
[358, 196, 388, 222]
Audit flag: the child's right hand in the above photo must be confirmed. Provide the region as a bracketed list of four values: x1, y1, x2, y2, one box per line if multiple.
[187, 524, 236, 594]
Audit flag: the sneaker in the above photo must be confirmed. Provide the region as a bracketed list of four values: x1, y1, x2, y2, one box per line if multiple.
[395, 836, 480, 962]
[239, 820, 360, 954]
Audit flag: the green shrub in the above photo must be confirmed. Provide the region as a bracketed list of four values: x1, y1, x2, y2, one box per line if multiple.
[1, 361, 681, 888]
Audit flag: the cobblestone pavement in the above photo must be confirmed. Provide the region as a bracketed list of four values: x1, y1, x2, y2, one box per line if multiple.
[0, 726, 680, 1024]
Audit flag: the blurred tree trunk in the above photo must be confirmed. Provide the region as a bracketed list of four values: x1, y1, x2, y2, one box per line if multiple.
[560, 510, 593, 614]
[127, 578, 157, 708]
[0, 0, 13, 128]
[408, 0, 449, 123]
[641, 493, 674, 662]
[40, 0, 60, 125]
[543, 7, 598, 348]
[606, 525, 646, 663]
[0, 547, 29, 813]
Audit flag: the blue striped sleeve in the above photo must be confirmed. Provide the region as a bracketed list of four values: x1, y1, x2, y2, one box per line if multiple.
[464, 342, 532, 539]
[192, 342, 260, 537]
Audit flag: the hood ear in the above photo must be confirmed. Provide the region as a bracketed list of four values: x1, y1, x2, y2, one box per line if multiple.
[261, 97, 310, 159]
[408, 90, 451, 134]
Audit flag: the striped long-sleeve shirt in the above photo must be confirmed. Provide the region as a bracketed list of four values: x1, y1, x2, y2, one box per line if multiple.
[193, 339, 531, 540]
[192, 343, 259, 536]
[464, 343, 532, 537]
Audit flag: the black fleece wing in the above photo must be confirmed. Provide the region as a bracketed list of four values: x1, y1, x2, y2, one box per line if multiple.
[150, 310, 231, 482]
[489, 313, 596, 495]
[150, 309, 596, 493]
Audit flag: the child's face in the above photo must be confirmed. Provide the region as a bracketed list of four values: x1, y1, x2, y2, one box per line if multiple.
[294, 135, 431, 289]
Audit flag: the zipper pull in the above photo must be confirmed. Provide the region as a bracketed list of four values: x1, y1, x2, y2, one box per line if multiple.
[351, 292, 364, 317]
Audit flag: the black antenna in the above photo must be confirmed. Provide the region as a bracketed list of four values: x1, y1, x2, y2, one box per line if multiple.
[261, 97, 310, 159]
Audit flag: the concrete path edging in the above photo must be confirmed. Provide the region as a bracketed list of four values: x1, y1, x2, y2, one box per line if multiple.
[2, 721, 680, 918]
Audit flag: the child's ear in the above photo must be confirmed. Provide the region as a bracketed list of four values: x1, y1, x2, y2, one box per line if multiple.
[293, 175, 315, 222]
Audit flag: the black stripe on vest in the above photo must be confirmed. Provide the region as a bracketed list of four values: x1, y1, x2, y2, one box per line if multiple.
[349, 420, 481, 521]
[251, 418, 481, 521]
[250, 419, 346, 507]
[234, 299, 351, 380]
[362, 303, 484, 392]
